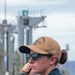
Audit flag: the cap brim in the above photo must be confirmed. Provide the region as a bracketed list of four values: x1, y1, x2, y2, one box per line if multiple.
[19, 46, 31, 53]
[19, 45, 49, 54]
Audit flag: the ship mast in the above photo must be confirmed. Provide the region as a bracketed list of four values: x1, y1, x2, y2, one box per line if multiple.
[5, 0, 6, 20]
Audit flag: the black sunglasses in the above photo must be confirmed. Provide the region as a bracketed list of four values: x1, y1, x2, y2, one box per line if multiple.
[26, 53, 53, 61]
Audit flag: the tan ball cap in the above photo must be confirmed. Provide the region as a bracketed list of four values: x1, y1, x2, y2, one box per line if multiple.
[19, 36, 61, 60]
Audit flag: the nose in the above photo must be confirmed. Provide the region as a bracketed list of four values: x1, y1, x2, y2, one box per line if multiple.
[28, 57, 35, 63]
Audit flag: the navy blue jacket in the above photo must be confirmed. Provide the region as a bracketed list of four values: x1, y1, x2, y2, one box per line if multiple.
[48, 68, 62, 75]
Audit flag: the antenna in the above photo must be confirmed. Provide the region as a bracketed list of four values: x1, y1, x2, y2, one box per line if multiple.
[5, 0, 6, 20]
[2, 0, 7, 25]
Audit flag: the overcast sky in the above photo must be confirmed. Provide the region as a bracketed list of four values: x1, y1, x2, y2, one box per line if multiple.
[0, 0, 75, 61]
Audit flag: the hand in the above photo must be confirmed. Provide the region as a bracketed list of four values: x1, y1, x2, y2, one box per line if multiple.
[21, 63, 31, 73]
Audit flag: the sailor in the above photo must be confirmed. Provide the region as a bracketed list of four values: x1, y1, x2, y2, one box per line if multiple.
[19, 36, 67, 75]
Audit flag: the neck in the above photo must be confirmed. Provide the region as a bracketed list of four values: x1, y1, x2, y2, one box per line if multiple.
[40, 65, 56, 75]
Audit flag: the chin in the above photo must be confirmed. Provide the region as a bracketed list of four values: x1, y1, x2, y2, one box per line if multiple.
[31, 70, 39, 74]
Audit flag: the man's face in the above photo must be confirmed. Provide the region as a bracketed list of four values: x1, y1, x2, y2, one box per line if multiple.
[28, 51, 51, 74]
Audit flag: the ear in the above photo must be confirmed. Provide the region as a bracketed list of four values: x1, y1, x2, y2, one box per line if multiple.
[49, 56, 57, 65]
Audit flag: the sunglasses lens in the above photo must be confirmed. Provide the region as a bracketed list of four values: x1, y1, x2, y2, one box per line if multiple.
[26, 53, 39, 61]
[32, 53, 39, 61]
[26, 54, 30, 60]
